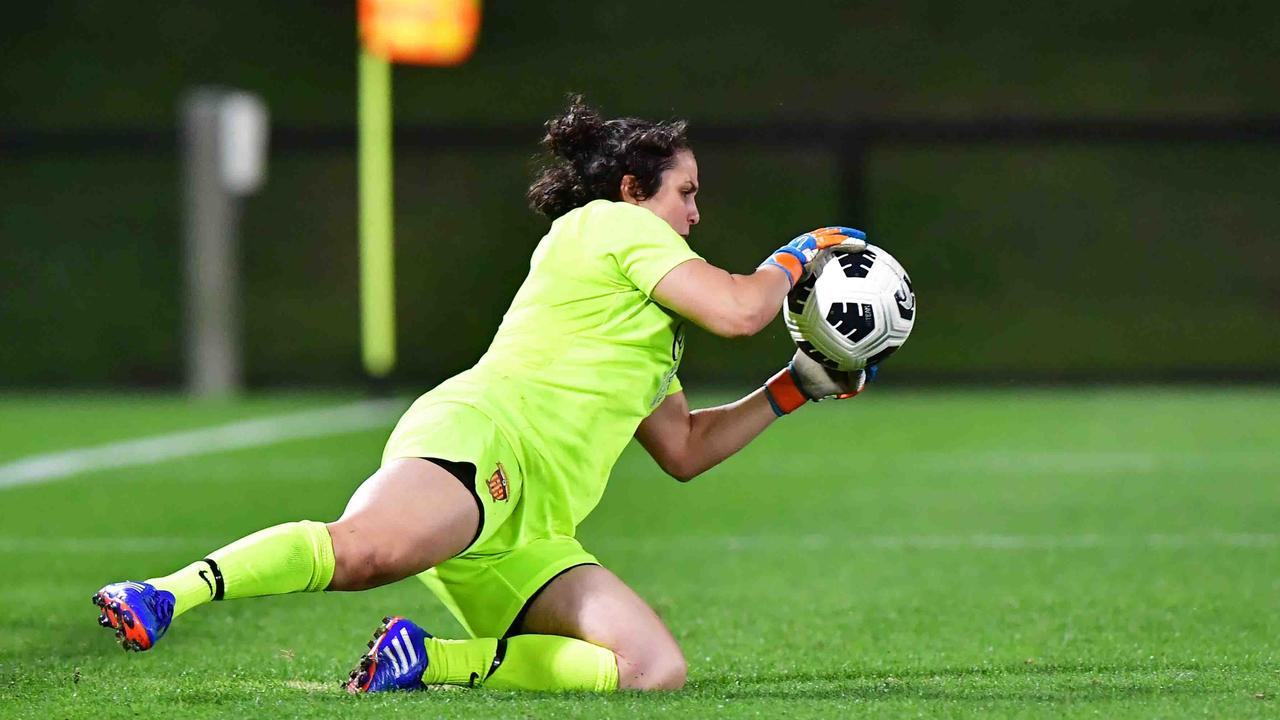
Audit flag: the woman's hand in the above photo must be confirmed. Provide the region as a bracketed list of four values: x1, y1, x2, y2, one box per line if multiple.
[762, 351, 874, 416]
[758, 226, 868, 288]
[788, 351, 871, 400]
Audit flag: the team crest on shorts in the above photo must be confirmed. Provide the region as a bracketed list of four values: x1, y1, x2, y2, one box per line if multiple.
[487, 463, 509, 502]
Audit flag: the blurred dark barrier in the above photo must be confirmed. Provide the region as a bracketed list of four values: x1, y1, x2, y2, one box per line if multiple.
[3, 118, 1279, 388]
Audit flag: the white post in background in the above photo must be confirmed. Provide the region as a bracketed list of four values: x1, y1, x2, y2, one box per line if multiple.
[182, 88, 268, 398]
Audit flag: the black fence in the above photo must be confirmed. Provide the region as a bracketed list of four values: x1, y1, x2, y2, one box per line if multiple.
[3, 117, 1279, 386]
[8, 115, 1280, 220]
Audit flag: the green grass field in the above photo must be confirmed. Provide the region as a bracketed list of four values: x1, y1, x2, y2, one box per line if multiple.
[1, 388, 1277, 718]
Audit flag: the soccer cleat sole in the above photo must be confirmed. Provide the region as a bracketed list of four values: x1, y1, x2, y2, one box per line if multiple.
[92, 591, 153, 652]
[344, 615, 395, 693]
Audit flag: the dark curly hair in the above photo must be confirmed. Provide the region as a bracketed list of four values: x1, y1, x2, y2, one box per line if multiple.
[527, 94, 690, 220]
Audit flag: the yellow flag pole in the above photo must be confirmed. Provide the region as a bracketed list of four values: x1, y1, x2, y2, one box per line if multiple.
[358, 46, 396, 378]
[357, 0, 481, 379]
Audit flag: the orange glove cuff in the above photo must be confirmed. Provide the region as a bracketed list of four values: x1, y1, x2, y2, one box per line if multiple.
[759, 253, 804, 287]
[763, 367, 808, 416]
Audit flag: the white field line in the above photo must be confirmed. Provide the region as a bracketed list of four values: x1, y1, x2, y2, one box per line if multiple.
[3, 532, 1276, 555]
[0, 398, 405, 490]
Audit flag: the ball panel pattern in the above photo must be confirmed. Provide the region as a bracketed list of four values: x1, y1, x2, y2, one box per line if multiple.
[782, 243, 915, 370]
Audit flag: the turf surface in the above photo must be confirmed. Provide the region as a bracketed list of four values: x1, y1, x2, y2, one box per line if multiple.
[1, 388, 1277, 718]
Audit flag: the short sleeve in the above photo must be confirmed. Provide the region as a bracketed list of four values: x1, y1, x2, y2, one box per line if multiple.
[595, 202, 702, 297]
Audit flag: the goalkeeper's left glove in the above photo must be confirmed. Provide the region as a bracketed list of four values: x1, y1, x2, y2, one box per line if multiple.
[762, 350, 875, 417]
[759, 226, 867, 289]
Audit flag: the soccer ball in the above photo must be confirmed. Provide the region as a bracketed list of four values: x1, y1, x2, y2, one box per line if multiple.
[783, 244, 916, 371]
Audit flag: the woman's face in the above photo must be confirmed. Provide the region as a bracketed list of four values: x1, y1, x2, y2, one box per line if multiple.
[631, 150, 700, 237]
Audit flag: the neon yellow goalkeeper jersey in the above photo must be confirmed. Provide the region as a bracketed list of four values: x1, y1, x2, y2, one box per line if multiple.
[423, 199, 701, 539]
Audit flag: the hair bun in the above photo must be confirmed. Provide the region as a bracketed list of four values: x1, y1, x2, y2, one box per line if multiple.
[543, 94, 611, 164]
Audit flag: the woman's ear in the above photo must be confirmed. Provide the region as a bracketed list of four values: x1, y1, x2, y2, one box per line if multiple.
[619, 174, 641, 204]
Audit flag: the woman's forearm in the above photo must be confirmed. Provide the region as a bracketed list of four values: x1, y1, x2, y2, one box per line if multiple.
[681, 388, 780, 479]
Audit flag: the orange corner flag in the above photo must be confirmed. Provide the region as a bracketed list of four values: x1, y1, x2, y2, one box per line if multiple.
[359, 0, 481, 66]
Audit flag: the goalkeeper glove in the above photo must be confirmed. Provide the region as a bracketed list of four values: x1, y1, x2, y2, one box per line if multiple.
[760, 226, 867, 289]
[762, 350, 874, 417]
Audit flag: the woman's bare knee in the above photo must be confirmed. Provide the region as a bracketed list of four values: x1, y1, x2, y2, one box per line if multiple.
[517, 565, 688, 690]
[619, 645, 687, 691]
[327, 521, 407, 590]
[612, 623, 687, 691]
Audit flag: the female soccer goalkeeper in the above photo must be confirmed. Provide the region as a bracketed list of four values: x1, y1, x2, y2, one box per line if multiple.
[93, 96, 872, 693]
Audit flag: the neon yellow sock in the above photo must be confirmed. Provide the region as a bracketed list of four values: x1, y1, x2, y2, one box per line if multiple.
[421, 638, 500, 686]
[147, 520, 335, 617]
[422, 634, 618, 692]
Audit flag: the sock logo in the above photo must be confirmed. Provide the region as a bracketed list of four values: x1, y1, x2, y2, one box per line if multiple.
[198, 569, 215, 597]
[200, 558, 226, 601]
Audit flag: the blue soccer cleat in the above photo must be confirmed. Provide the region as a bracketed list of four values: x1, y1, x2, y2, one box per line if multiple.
[92, 581, 175, 652]
[344, 616, 432, 693]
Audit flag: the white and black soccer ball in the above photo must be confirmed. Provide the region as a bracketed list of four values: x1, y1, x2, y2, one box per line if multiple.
[783, 244, 916, 371]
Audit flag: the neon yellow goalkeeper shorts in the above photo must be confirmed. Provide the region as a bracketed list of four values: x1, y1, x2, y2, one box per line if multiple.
[381, 400, 599, 638]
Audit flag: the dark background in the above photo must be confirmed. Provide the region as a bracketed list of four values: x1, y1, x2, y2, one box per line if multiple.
[3, 1, 1278, 388]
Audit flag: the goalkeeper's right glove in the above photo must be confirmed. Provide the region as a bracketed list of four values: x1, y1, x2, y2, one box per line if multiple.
[762, 350, 874, 417]
[759, 226, 867, 289]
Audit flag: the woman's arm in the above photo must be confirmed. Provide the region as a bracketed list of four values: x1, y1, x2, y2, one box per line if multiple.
[635, 355, 871, 482]
[651, 226, 866, 338]
[633, 389, 780, 482]
[651, 260, 789, 338]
